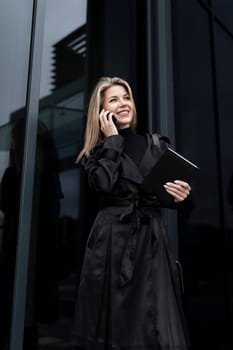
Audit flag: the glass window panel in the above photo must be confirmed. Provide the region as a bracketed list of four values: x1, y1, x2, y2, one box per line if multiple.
[0, 0, 33, 348]
[27, 1, 87, 349]
[172, 1, 226, 349]
[214, 20, 233, 347]
[212, 0, 233, 35]
[214, 24, 233, 228]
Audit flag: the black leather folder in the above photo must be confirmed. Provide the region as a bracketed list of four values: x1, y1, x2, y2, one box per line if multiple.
[141, 147, 199, 206]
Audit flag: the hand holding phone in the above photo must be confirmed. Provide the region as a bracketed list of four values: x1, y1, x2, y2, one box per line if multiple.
[99, 109, 118, 137]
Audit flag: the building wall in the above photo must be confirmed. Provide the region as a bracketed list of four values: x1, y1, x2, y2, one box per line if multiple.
[0, 1, 33, 348]
[0, 1, 87, 349]
[172, 1, 233, 349]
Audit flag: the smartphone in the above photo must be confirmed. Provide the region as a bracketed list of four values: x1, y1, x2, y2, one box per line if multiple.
[107, 113, 118, 126]
[112, 115, 118, 126]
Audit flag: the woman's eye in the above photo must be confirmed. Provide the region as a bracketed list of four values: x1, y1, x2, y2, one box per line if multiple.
[109, 98, 117, 103]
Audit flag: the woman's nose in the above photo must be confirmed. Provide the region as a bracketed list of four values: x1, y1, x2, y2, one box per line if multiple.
[119, 98, 127, 106]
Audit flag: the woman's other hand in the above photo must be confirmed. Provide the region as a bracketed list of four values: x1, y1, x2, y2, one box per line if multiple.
[99, 109, 118, 138]
[164, 180, 191, 203]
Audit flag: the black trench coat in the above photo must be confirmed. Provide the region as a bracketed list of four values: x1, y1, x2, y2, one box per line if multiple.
[72, 133, 190, 350]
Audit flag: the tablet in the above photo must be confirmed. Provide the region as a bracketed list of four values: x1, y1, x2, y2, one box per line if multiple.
[141, 147, 199, 206]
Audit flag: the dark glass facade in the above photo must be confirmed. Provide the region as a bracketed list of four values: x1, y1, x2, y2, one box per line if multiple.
[0, 1, 87, 349]
[172, 1, 233, 349]
[0, 1, 233, 349]
[0, 1, 33, 348]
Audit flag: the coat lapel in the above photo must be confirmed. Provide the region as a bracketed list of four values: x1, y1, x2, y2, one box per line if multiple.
[120, 134, 162, 183]
[120, 153, 144, 183]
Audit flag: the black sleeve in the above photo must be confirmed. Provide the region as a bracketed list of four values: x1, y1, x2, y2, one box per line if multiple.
[84, 135, 124, 193]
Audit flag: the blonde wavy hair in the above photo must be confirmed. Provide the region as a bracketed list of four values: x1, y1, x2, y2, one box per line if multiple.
[76, 76, 137, 162]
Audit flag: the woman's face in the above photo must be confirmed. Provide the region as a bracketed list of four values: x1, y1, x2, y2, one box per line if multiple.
[102, 84, 134, 129]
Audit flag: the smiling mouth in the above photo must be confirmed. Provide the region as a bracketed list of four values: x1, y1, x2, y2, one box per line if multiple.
[117, 110, 129, 117]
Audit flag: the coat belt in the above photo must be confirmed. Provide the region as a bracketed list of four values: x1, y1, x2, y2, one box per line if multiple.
[120, 204, 141, 287]
[101, 196, 160, 287]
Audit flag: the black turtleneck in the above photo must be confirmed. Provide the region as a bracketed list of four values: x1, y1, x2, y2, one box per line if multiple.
[118, 127, 147, 166]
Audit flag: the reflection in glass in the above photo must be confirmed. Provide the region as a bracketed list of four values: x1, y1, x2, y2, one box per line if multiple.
[171, 1, 231, 349]
[0, 1, 33, 348]
[29, 1, 87, 349]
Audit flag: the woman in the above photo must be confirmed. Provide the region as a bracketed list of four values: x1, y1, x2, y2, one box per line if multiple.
[73, 76, 191, 349]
